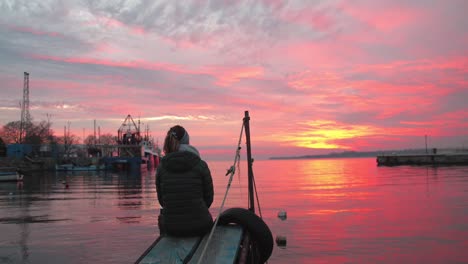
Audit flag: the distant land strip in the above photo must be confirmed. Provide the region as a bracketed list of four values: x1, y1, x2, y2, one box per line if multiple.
[269, 151, 380, 160]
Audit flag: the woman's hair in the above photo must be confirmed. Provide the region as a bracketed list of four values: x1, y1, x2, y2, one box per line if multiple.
[163, 125, 186, 154]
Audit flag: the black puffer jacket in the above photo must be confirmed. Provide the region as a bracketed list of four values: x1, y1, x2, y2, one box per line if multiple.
[156, 150, 214, 236]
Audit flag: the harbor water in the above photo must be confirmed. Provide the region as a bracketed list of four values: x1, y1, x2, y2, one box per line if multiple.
[1, 158, 467, 263]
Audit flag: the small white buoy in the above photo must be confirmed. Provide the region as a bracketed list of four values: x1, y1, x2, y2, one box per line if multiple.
[278, 210, 287, 220]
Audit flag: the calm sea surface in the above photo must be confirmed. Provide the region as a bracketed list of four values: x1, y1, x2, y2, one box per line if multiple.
[1, 157, 467, 264]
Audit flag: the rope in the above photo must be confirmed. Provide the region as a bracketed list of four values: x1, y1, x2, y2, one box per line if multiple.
[196, 123, 244, 264]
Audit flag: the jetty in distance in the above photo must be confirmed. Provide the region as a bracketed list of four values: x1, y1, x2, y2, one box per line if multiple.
[376, 148, 468, 166]
[270, 148, 468, 166]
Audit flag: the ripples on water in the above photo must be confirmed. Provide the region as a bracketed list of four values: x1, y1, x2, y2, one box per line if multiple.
[0, 158, 467, 263]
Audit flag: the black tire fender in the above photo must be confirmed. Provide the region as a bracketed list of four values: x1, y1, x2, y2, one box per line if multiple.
[218, 207, 273, 263]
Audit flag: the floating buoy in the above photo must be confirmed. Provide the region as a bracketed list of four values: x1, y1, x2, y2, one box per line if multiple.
[275, 235, 287, 248]
[278, 210, 287, 220]
[61, 180, 69, 189]
[276, 211, 287, 248]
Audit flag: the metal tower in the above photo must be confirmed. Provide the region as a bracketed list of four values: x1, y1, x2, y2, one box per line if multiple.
[19, 72, 31, 143]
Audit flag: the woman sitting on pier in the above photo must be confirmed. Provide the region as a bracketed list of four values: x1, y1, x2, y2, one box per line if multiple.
[156, 125, 214, 237]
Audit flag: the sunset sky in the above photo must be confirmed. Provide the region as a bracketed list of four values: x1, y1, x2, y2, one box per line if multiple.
[0, 0, 467, 160]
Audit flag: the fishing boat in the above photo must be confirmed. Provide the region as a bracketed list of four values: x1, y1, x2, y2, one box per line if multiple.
[55, 164, 106, 171]
[135, 111, 273, 264]
[0, 167, 24, 182]
[102, 114, 160, 171]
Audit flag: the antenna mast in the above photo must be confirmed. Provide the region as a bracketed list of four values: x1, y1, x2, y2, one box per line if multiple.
[19, 72, 31, 143]
[243, 110, 255, 212]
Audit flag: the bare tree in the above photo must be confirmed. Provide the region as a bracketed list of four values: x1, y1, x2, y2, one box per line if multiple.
[0, 121, 22, 143]
[55, 134, 79, 158]
[84, 133, 116, 146]
[1, 120, 53, 144]
[84, 135, 97, 146]
[24, 120, 52, 144]
[99, 133, 116, 145]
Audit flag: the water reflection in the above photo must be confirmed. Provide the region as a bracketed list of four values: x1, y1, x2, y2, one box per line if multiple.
[1, 159, 467, 263]
[257, 159, 468, 263]
[0, 169, 159, 264]
[294, 159, 376, 217]
[298, 159, 348, 189]
[0, 181, 33, 263]
[117, 172, 143, 210]
[19, 220, 29, 262]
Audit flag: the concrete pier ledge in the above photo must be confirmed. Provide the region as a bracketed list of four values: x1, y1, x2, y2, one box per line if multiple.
[376, 153, 468, 166]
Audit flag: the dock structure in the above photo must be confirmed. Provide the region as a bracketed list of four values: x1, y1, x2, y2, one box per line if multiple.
[100, 144, 159, 171]
[376, 151, 468, 166]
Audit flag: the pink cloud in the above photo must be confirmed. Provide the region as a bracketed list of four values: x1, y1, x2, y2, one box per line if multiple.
[279, 6, 337, 32]
[209, 66, 264, 86]
[28, 53, 265, 87]
[352, 57, 468, 75]
[94, 43, 124, 55]
[28, 54, 195, 74]
[6, 24, 63, 38]
[339, 1, 423, 33]
[81, 15, 148, 36]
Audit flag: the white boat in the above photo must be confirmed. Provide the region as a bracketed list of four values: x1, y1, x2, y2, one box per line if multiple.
[55, 164, 106, 171]
[0, 168, 24, 182]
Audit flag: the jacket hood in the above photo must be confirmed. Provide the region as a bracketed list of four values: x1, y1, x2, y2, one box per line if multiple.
[163, 150, 201, 173]
[178, 144, 200, 157]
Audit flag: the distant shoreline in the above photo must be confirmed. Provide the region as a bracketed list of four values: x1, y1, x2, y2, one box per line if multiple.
[269, 151, 379, 160]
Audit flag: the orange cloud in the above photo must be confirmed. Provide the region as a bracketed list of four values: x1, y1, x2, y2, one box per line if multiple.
[270, 120, 382, 149]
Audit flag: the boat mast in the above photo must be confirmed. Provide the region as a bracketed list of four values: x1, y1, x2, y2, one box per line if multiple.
[243, 110, 255, 213]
